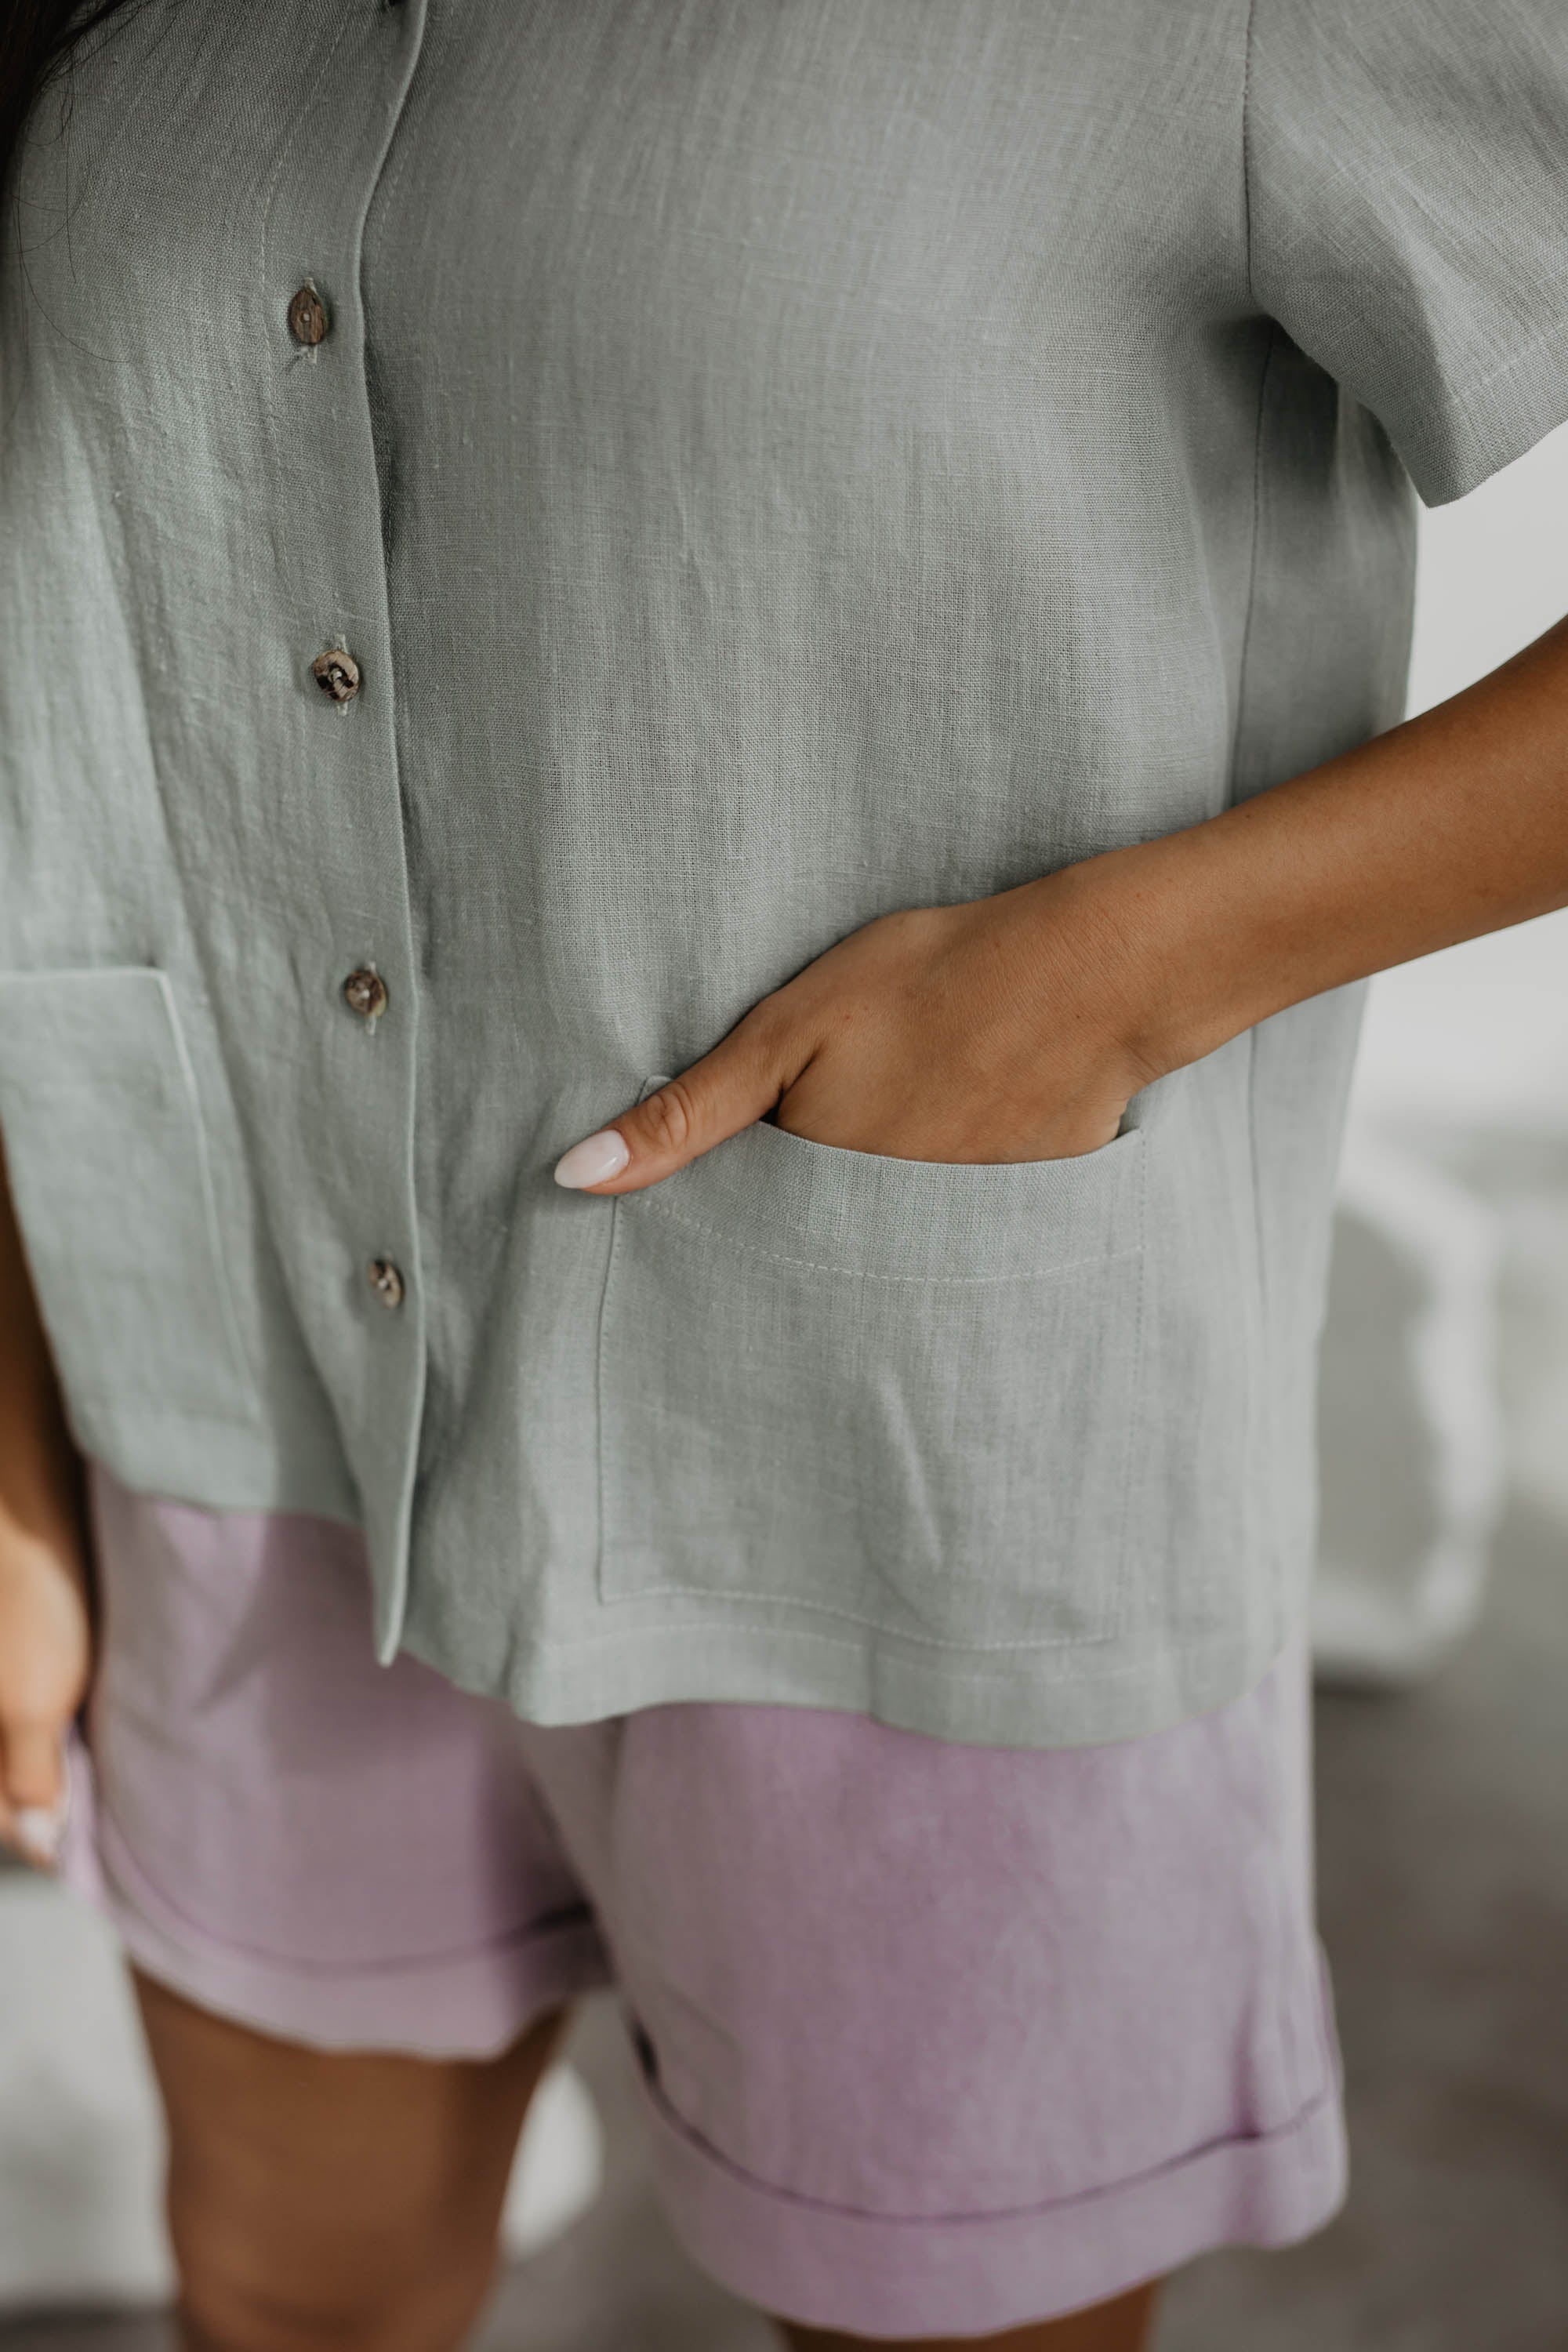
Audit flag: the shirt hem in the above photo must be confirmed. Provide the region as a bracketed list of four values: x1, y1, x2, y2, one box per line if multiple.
[401, 1606, 1291, 1752]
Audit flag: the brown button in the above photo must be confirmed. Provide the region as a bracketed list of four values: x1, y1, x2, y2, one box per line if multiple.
[343, 967, 389, 1022]
[367, 1257, 405, 1309]
[288, 284, 329, 346]
[312, 647, 360, 703]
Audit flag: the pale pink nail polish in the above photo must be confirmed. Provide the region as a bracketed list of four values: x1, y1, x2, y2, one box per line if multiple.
[13, 1806, 64, 1867]
[554, 1128, 631, 1189]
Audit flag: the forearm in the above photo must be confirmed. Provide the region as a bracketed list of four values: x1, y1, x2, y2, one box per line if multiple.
[1073, 612, 1568, 1084]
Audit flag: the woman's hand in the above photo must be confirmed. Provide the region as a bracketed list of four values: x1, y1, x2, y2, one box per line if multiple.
[554, 863, 1153, 1192]
[0, 1145, 91, 1869]
[0, 1527, 90, 1868]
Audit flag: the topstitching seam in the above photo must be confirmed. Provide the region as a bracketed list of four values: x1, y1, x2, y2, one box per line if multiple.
[639, 2060, 1341, 2234]
[617, 1194, 1145, 1287]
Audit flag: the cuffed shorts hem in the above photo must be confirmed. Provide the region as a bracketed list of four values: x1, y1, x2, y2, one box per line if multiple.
[637, 2055, 1348, 2340]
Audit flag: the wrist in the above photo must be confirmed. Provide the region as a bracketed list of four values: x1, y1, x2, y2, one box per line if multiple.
[1019, 847, 1196, 1094]
[1047, 832, 1261, 1089]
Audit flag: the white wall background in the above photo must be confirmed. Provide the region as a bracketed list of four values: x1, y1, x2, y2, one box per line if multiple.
[1357, 419, 1568, 1131]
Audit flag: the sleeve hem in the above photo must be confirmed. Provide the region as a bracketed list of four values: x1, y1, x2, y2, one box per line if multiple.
[1394, 313, 1568, 507]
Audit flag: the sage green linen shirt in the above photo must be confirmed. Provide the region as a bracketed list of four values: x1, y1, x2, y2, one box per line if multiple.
[2, 0, 1566, 1745]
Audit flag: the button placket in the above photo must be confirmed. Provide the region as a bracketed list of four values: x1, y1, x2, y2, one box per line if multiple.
[292, 263, 404, 1330]
[263, 0, 430, 1664]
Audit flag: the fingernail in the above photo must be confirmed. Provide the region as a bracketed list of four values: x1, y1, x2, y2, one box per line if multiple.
[554, 1129, 631, 1189]
[13, 1806, 64, 1867]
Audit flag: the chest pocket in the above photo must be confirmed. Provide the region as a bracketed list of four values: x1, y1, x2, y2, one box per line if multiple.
[0, 967, 258, 1471]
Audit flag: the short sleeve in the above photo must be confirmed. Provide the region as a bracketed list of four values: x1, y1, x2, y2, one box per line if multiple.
[1247, 0, 1568, 506]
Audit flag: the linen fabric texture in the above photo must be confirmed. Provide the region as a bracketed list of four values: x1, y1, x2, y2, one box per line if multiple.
[2, 0, 1567, 1746]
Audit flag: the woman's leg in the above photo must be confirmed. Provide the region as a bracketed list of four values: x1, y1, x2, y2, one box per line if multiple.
[134, 1969, 569, 2352]
[778, 2280, 1160, 2352]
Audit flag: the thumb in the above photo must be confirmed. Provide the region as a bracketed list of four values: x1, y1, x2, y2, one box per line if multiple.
[554, 1022, 794, 1196]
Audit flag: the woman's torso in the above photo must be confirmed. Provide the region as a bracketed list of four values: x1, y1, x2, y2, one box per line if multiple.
[0, 0, 1422, 1742]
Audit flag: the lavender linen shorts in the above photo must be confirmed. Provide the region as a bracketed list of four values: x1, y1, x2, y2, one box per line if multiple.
[60, 1465, 1346, 2339]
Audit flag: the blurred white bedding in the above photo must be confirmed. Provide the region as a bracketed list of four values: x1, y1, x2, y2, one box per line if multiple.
[0, 1869, 603, 2314]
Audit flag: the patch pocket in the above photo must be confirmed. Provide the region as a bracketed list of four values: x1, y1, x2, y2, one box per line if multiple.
[596, 1083, 1148, 1650]
[0, 967, 257, 1457]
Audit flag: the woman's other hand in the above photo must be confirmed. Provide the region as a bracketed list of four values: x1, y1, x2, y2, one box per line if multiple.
[554, 864, 1154, 1192]
[0, 1142, 90, 1869]
[0, 1526, 89, 1867]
